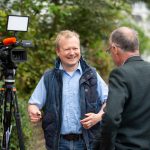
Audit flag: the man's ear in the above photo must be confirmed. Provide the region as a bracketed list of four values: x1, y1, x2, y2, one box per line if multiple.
[112, 44, 118, 54]
[56, 48, 60, 56]
[114, 47, 118, 55]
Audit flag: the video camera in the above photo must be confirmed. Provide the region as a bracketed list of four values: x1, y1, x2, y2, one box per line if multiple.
[0, 15, 32, 68]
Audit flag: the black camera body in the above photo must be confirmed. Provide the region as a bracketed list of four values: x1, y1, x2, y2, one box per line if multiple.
[0, 39, 32, 65]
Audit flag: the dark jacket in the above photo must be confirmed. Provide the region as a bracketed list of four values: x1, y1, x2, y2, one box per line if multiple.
[97, 56, 150, 150]
[42, 57, 103, 150]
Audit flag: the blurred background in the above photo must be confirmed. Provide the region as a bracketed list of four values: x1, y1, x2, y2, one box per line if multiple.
[0, 0, 150, 149]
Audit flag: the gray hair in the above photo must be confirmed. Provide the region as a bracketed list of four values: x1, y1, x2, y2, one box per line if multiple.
[110, 27, 139, 52]
[55, 30, 80, 48]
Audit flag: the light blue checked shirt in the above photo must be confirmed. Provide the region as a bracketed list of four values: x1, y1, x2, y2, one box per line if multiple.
[29, 63, 108, 134]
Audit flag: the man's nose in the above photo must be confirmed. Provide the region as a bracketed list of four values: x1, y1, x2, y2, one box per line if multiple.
[69, 48, 75, 54]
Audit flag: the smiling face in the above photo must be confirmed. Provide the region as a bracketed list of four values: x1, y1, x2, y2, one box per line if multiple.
[56, 36, 81, 72]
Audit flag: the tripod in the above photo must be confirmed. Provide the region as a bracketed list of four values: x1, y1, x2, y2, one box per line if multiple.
[0, 66, 25, 150]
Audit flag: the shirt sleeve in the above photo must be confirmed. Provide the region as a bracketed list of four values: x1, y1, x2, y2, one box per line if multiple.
[28, 76, 46, 109]
[96, 72, 108, 103]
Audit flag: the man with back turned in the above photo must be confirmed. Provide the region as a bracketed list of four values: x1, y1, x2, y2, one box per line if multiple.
[95, 26, 150, 150]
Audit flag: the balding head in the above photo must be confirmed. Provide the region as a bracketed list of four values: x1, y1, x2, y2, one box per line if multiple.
[110, 27, 139, 52]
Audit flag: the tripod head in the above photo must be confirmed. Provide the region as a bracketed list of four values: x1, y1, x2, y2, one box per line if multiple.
[0, 66, 16, 85]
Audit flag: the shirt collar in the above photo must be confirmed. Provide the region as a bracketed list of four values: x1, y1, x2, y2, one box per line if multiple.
[59, 62, 82, 74]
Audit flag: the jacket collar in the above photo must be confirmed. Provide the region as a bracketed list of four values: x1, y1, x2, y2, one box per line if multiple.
[54, 56, 90, 72]
[124, 56, 143, 64]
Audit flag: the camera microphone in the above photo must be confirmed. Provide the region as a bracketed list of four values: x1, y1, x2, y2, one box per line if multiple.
[3, 37, 17, 46]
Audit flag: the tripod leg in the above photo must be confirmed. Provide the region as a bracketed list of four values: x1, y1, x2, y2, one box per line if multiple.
[12, 90, 25, 150]
[2, 89, 13, 150]
[0, 89, 4, 148]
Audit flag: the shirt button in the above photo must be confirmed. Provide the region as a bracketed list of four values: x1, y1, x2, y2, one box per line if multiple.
[85, 89, 88, 92]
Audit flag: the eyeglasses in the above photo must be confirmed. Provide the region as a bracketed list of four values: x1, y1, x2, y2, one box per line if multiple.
[106, 45, 113, 54]
[106, 47, 111, 54]
[106, 43, 121, 54]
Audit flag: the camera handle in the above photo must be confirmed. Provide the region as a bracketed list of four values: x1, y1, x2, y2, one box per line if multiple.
[1, 68, 25, 150]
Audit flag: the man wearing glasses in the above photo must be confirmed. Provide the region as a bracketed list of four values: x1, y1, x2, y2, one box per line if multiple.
[95, 26, 150, 150]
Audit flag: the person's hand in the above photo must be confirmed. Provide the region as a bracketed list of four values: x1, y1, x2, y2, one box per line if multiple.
[80, 103, 106, 129]
[28, 104, 42, 123]
[80, 113, 102, 129]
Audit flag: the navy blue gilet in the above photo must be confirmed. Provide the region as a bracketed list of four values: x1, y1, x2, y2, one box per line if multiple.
[42, 57, 102, 150]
